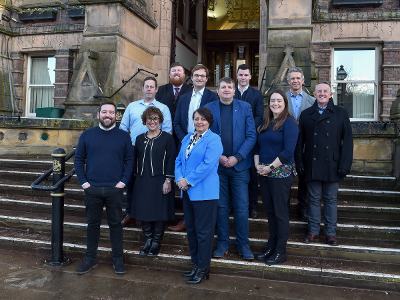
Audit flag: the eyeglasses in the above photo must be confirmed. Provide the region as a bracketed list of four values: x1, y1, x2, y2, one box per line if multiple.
[147, 117, 160, 122]
[193, 74, 207, 79]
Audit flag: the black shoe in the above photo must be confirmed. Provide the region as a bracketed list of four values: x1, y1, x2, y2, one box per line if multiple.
[182, 264, 198, 277]
[113, 258, 126, 274]
[139, 238, 153, 256]
[77, 257, 98, 274]
[249, 208, 259, 219]
[265, 253, 287, 265]
[256, 248, 274, 261]
[186, 268, 209, 284]
[147, 241, 161, 257]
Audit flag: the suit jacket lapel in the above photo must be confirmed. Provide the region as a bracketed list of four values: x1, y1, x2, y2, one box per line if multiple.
[200, 89, 208, 107]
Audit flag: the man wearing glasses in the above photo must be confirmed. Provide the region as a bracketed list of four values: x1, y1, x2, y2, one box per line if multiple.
[119, 77, 172, 227]
[169, 64, 218, 232]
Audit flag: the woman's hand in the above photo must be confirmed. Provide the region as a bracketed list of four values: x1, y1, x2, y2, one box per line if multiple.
[259, 165, 272, 176]
[177, 178, 189, 191]
[163, 181, 172, 194]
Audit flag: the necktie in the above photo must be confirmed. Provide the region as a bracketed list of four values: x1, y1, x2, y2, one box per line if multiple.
[174, 87, 179, 101]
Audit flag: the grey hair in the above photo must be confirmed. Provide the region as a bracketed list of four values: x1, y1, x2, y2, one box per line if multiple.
[287, 67, 305, 81]
[315, 81, 331, 93]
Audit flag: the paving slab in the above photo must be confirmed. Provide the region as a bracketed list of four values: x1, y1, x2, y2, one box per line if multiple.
[0, 248, 399, 300]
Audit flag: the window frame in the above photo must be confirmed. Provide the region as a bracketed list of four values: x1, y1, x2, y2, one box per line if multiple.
[25, 54, 56, 117]
[331, 45, 380, 121]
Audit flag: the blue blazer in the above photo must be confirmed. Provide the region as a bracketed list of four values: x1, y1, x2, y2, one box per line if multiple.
[204, 99, 256, 172]
[234, 86, 264, 129]
[173, 88, 219, 143]
[175, 130, 223, 201]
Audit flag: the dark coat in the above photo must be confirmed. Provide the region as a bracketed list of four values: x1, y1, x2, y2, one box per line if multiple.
[173, 88, 219, 143]
[294, 98, 353, 182]
[155, 83, 193, 121]
[235, 86, 264, 129]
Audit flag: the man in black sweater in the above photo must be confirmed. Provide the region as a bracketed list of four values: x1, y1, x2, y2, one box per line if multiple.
[74, 101, 134, 275]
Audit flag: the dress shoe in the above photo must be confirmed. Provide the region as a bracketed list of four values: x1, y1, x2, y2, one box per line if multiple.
[303, 234, 319, 243]
[182, 264, 198, 277]
[265, 253, 287, 265]
[256, 247, 274, 261]
[249, 208, 259, 219]
[326, 236, 339, 246]
[168, 220, 186, 231]
[121, 215, 136, 227]
[186, 268, 209, 284]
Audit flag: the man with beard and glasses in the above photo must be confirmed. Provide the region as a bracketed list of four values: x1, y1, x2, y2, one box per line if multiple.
[155, 62, 193, 145]
[74, 101, 134, 275]
[119, 77, 172, 227]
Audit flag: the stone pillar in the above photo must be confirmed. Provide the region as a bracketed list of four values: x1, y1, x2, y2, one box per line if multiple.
[54, 50, 74, 109]
[10, 52, 24, 115]
[265, 0, 313, 91]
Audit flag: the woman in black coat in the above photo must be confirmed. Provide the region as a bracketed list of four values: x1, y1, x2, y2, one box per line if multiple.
[131, 106, 176, 256]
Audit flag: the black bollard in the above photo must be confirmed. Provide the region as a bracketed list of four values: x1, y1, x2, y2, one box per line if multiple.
[50, 148, 66, 266]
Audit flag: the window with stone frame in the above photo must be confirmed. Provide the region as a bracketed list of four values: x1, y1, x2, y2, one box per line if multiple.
[26, 55, 56, 116]
[332, 47, 379, 120]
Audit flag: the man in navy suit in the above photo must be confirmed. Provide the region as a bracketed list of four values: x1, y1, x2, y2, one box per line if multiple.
[205, 77, 256, 260]
[169, 64, 218, 232]
[174, 64, 218, 144]
[235, 64, 264, 219]
[285, 67, 316, 222]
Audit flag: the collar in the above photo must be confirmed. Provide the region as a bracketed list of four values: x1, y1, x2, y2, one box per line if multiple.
[290, 90, 303, 97]
[173, 84, 183, 91]
[99, 124, 116, 131]
[139, 99, 156, 105]
[238, 85, 249, 94]
[192, 87, 205, 97]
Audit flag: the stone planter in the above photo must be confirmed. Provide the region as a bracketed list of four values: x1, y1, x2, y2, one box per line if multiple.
[67, 8, 85, 18]
[19, 11, 57, 22]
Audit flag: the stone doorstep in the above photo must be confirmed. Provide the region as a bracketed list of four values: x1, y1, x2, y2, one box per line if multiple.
[0, 214, 399, 263]
[0, 236, 399, 292]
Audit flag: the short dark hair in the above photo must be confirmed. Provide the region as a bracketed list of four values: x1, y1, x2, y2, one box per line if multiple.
[218, 77, 235, 89]
[99, 101, 116, 113]
[141, 106, 164, 125]
[193, 107, 214, 128]
[143, 76, 157, 88]
[191, 63, 209, 77]
[170, 62, 185, 72]
[237, 64, 251, 75]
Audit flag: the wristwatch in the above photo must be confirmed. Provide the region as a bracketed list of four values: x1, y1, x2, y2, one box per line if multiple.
[269, 164, 275, 170]
[165, 179, 171, 183]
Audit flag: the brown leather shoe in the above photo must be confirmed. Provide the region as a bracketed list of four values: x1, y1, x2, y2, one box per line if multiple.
[121, 215, 136, 227]
[326, 236, 339, 246]
[303, 234, 319, 243]
[168, 220, 186, 231]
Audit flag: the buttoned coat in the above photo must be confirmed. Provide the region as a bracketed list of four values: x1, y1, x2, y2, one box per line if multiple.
[155, 83, 193, 121]
[286, 90, 316, 123]
[205, 99, 257, 172]
[173, 88, 218, 143]
[294, 98, 353, 182]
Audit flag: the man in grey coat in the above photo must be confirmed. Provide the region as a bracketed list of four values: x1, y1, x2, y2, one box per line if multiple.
[285, 67, 315, 222]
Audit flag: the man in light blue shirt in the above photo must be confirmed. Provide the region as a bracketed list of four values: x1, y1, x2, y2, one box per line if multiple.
[119, 76, 172, 227]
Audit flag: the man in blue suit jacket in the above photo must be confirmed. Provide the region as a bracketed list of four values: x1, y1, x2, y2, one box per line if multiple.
[205, 77, 257, 260]
[235, 64, 265, 219]
[174, 64, 218, 144]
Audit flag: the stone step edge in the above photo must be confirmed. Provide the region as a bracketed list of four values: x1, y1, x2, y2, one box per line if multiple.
[0, 235, 399, 287]
[1, 215, 399, 256]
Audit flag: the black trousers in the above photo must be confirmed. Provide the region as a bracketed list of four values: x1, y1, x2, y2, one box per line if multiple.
[84, 186, 124, 259]
[248, 165, 259, 209]
[182, 191, 217, 269]
[260, 174, 294, 255]
[296, 173, 309, 213]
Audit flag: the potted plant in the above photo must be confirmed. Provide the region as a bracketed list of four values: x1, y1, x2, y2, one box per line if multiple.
[67, 5, 85, 18]
[18, 8, 57, 21]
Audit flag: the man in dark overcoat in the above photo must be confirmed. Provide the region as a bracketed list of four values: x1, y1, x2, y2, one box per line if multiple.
[294, 81, 353, 246]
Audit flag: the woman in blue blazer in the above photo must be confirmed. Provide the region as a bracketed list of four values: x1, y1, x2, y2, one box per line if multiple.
[175, 107, 223, 284]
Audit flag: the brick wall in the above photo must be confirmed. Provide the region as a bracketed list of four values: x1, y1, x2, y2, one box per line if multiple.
[311, 43, 331, 83]
[10, 52, 24, 114]
[381, 42, 400, 119]
[54, 50, 74, 108]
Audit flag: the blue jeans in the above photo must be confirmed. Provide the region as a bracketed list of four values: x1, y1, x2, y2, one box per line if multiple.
[84, 186, 124, 259]
[217, 168, 250, 248]
[307, 180, 339, 237]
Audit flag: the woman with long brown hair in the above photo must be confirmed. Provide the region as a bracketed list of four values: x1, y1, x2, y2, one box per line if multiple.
[254, 90, 299, 265]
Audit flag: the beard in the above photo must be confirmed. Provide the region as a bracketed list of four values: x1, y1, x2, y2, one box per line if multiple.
[99, 117, 116, 129]
[170, 75, 185, 86]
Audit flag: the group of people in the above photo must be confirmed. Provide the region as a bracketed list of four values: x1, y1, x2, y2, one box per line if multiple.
[74, 63, 353, 284]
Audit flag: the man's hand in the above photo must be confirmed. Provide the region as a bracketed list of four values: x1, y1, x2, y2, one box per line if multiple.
[177, 178, 189, 191]
[163, 181, 171, 194]
[219, 155, 228, 166]
[115, 182, 125, 188]
[82, 182, 91, 189]
[225, 156, 239, 168]
[338, 168, 349, 179]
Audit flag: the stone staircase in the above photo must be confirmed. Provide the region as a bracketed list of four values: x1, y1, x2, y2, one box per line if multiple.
[0, 156, 399, 292]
